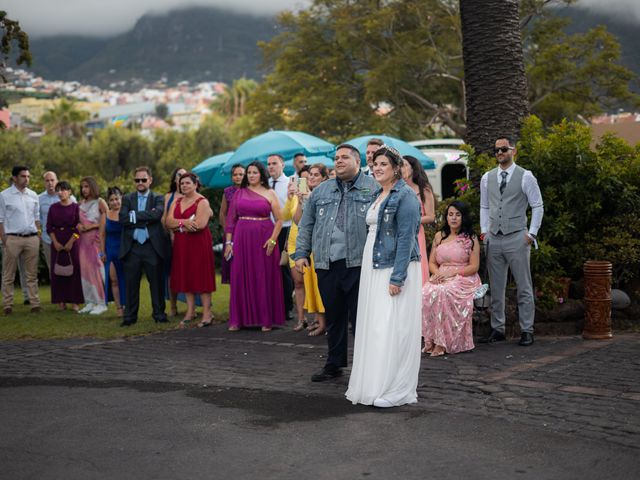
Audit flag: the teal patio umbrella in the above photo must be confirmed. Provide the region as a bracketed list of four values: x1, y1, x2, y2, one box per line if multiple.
[220, 131, 335, 175]
[343, 134, 436, 170]
[193, 151, 234, 188]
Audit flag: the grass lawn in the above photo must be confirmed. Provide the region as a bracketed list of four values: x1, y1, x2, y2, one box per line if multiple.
[0, 276, 229, 340]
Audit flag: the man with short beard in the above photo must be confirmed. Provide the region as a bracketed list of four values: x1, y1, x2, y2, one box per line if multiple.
[363, 138, 383, 176]
[294, 144, 377, 382]
[479, 136, 543, 347]
[291, 153, 308, 180]
[119, 166, 169, 326]
[0, 166, 42, 314]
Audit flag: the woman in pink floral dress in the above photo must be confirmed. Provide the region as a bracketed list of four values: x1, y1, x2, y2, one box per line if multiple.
[422, 201, 481, 356]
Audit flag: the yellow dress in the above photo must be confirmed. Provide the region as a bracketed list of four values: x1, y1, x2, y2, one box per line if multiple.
[282, 196, 325, 313]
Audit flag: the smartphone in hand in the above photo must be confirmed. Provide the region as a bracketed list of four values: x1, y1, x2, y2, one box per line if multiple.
[298, 177, 309, 194]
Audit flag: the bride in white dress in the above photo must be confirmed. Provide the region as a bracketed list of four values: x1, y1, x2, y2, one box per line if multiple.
[346, 146, 423, 408]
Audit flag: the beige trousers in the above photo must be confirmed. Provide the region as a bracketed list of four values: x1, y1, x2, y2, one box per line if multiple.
[2, 235, 40, 308]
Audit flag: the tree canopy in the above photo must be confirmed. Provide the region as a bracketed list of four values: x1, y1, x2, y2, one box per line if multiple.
[246, 0, 639, 143]
[39, 99, 90, 139]
[1, 11, 31, 123]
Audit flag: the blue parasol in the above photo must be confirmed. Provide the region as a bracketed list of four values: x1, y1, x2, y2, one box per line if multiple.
[192, 151, 234, 188]
[220, 131, 335, 175]
[342, 134, 436, 169]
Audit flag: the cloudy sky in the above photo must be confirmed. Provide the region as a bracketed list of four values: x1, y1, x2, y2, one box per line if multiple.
[3, 0, 310, 37]
[3, 0, 639, 38]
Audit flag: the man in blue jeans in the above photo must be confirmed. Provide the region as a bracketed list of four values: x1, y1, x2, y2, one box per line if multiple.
[294, 144, 378, 382]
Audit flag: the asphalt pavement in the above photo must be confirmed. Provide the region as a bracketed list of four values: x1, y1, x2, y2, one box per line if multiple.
[1, 323, 638, 479]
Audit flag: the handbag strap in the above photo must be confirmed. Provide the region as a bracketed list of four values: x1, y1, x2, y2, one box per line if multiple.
[57, 250, 73, 266]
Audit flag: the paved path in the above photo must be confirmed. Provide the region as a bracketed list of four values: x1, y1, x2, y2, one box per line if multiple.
[1, 326, 638, 478]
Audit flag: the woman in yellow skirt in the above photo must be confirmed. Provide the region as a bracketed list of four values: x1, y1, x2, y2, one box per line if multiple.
[283, 164, 327, 336]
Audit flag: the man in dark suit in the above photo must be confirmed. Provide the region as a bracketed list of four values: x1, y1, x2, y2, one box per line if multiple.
[119, 166, 169, 326]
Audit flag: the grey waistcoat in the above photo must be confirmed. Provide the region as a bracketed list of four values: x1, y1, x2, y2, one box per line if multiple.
[488, 165, 528, 235]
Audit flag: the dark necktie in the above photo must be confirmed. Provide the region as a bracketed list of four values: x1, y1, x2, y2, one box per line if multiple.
[500, 171, 508, 195]
[272, 179, 277, 189]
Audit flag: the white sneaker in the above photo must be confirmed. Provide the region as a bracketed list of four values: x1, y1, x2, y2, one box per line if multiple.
[89, 304, 108, 315]
[78, 303, 95, 314]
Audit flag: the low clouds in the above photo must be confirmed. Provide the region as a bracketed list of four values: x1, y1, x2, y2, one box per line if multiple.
[567, 0, 640, 23]
[4, 0, 638, 38]
[3, 0, 309, 38]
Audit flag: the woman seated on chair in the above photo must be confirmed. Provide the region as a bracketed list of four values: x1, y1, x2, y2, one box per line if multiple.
[422, 200, 481, 357]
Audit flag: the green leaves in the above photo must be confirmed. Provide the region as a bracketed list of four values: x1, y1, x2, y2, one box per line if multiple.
[249, 0, 638, 141]
[39, 99, 89, 139]
[526, 19, 640, 124]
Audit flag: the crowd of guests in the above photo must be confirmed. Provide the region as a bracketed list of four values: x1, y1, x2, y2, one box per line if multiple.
[0, 134, 542, 409]
[0, 166, 217, 327]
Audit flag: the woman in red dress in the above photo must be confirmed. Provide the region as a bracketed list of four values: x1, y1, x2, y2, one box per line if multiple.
[166, 172, 216, 327]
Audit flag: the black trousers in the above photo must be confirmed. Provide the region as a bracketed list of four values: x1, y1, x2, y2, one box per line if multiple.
[316, 260, 361, 369]
[278, 227, 294, 314]
[122, 242, 166, 323]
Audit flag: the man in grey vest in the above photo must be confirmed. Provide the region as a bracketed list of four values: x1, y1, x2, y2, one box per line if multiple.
[479, 136, 543, 346]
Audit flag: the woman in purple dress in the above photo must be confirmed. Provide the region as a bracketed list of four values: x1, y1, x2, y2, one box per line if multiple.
[224, 161, 284, 332]
[219, 164, 245, 284]
[47, 181, 84, 311]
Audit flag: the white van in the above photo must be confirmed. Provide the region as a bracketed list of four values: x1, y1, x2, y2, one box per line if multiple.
[409, 139, 468, 201]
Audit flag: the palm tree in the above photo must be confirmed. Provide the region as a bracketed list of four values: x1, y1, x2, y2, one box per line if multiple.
[459, 0, 528, 154]
[212, 78, 257, 124]
[39, 99, 89, 139]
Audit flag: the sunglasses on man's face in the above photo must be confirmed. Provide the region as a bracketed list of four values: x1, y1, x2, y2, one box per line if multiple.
[134, 178, 148, 183]
[494, 146, 513, 154]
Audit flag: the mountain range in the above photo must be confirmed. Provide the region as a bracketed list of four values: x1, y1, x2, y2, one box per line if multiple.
[28, 7, 278, 88]
[25, 5, 639, 90]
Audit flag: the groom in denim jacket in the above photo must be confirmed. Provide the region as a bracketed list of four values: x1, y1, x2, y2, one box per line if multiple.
[294, 144, 378, 382]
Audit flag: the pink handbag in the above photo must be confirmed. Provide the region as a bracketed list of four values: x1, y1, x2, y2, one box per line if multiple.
[54, 251, 74, 277]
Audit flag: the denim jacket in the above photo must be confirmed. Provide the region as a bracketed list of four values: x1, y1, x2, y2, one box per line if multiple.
[294, 172, 378, 270]
[370, 179, 421, 286]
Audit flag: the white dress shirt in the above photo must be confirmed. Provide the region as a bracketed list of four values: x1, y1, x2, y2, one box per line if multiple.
[0, 185, 40, 234]
[480, 162, 544, 236]
[269, 173, 292, 227]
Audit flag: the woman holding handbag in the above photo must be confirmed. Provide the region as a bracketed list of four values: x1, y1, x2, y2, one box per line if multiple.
[46, 181, 84, 311]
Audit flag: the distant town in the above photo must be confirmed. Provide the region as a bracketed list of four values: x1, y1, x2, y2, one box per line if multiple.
[1, 67, 639, 147]
[1, 67, 226, 136]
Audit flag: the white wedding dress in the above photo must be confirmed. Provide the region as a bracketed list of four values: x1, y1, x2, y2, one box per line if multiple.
[346, 199, 422, 407]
